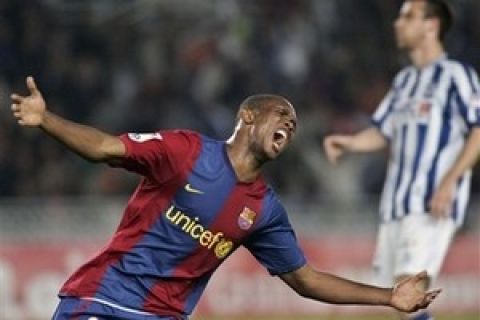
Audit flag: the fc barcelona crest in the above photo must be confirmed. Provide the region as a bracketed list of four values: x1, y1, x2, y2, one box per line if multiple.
[238, 207, 256, 230]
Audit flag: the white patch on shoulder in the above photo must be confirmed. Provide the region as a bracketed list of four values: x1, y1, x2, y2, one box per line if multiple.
[127, 132, 163, 142]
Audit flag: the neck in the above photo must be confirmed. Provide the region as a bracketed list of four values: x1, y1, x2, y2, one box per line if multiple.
[226, 130, 263, 183]
[409, 40, 445, 68]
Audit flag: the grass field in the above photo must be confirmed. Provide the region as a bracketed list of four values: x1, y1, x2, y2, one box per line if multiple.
[193, 314, 479, 320]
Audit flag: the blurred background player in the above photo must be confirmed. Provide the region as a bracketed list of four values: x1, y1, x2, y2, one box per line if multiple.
[324, 0, 480, 319]
[11, 78, 439, 319]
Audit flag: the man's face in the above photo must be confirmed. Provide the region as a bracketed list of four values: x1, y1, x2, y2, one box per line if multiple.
[248, 102, 297, 161]
[394, 1, 430, 49]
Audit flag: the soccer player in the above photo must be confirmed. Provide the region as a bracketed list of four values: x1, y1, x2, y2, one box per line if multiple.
[11, 77, 439, 320]
[324, 1, 480, 320]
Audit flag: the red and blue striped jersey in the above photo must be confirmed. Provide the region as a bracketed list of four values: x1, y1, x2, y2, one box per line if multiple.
[59, 130, 306, 318]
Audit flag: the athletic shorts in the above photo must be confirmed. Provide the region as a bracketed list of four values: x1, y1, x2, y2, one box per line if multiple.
[52, 296, 183, 320]
[372, 214, 456, 286]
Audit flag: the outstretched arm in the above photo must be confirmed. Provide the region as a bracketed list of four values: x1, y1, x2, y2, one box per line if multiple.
[323, 127, 388, 165]
[10, 76, 125, 162]
[280, 264, 440, 313]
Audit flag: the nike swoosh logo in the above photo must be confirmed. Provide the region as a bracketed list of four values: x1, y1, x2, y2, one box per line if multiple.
[184, 184, 204, 194]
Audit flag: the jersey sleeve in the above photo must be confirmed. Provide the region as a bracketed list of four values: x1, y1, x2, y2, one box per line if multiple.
[453, 64, 480, 128]
[244, 198, 306, 276]
[371, 69, 412, 138]
[371, 89, 395, 138]
[113, 130, 199, 183]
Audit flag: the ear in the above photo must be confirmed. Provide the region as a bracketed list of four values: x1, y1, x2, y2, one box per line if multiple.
[425, 18, 440, 36]
[240, 108, 255, 125]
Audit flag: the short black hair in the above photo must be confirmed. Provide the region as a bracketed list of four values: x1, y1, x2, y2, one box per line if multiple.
[236, 94, 292, 121]
[422, 0, 453, 42]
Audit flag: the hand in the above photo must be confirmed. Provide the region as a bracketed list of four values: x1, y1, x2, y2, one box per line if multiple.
[11, 76, 47, 127]
[429, 180, 455, 218]
[390, 271, 441, 313]
[323, 135, 351, 165]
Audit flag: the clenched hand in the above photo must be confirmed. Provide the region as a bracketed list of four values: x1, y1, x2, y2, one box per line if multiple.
[323, 135, 352, 165]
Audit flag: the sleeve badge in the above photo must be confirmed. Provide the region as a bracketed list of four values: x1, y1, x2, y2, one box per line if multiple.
[127, 132, 163, 142]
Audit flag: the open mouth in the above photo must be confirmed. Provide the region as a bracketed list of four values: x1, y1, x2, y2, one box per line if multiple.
[272, 129, 288, 152]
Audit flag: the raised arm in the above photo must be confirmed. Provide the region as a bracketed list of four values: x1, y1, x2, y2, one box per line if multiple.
[10, 76, 125, 162]
[280, 264, 440, 313]
[323, 127, 388, 164]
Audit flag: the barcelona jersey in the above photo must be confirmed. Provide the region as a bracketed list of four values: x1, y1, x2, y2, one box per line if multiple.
[58, 130, 306, 319]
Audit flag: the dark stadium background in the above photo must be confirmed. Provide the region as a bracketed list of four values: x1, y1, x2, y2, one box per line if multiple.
[0, 1, 478, 319]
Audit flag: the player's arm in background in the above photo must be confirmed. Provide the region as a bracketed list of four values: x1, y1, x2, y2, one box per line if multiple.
[430, 66, 480, 217]
[10, 76, 126, 163]
[323, 127, 388, 164]
[323, 75, 401, 164]
[280, 264, 440, 313]
[430, 127, 480, 216]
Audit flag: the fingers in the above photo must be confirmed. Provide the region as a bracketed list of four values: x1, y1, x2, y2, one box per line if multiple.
[426, 288, 442, 298]
[323, 137, 342, 165]
[26, 76, 39, 95]
[408, 290, 440, 312]
[10, 76, 40, 103]
[418, 288, 442, 310]
[413, 270, 428, 282]
[392, 274, 440, 313]
[429, 198, 448, 218]
[11, 102, 21, 118]
[12, 105, 22, 120]
[11, 103, 25, 125]
[10, 76, 40, 102]
[429, 184, 454, 217]
[11, 93, 24, 103]
[429, 196, 441, 215]
[12, 109, 26, 126]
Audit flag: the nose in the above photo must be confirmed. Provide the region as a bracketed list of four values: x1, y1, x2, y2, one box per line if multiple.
[285, 118, 296, 133]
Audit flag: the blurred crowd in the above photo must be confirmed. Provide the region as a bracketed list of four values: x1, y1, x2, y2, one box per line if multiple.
[0, 0, 479, 203]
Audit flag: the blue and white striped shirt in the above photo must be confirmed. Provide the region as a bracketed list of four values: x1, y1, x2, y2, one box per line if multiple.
[372, 55, 480, 226]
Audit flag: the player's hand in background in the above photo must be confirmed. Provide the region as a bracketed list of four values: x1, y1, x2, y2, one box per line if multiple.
[323, 135, 352, 165]
[429, 180, 455, 218]
[11, 76, 47, 127]
[390, 271, 441, 313]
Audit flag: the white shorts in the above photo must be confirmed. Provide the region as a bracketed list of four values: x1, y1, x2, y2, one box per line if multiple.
[372, 214, 456, 287]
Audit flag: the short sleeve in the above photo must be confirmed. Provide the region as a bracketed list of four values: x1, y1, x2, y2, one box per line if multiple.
[113, 130, 199, 183]
[454, 64, 480, 128]
[371, 89, 395, 139]
[371, 69, 413, 138]
[244, 199, 306, 276]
